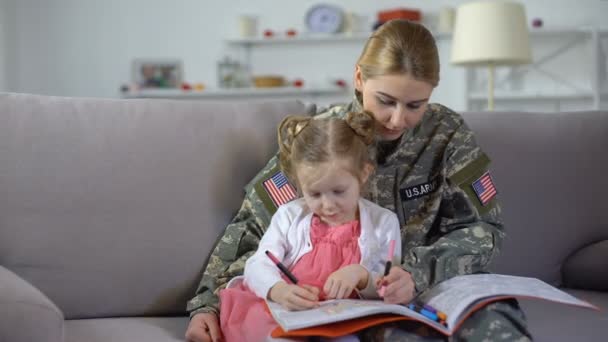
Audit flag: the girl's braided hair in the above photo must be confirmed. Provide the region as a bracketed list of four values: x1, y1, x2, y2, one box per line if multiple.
[277, 111, 376, 185]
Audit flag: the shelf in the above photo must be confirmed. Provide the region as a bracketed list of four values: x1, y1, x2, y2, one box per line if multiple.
[527, 27, 607, 36]
[226, 31, 452, 46]
[226, 32, 372, 45]
[122, 86, 348, 99]
[224, 28, 608, 46]
[468, 90, 596, 101]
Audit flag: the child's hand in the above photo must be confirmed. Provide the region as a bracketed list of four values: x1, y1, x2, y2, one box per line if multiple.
[269, 281, 320, 311]
[376, 266, 415, 304]
[323, 264, 368, 299]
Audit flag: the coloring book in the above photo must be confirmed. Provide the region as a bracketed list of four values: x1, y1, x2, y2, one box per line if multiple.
[267, 274, 600, 338]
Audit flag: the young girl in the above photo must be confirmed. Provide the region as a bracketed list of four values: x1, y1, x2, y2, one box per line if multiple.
[218, 111, 402, 342]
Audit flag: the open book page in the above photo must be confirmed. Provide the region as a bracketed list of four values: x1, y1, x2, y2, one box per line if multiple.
[417, 274, 599, 329]
[266, 299, 442, 332]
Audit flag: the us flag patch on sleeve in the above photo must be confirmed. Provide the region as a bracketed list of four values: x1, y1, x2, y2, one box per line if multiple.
[471, 171, 497, 206]
[262, 171, 297, 208]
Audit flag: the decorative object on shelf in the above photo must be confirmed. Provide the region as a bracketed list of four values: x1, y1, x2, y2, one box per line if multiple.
[437, 7, 455, 33]
[193, 83, 206, 91]
[532, 18, 544, 28]
[286, 29, 298, 37]
[305, 4, 345, 34]
[263, 29, 274, 38]
[126, 83, 140, 93]
[292, 79, 304, 88]
[378, 8, 421, 22]
[217, 56, 250, 88]
[343, 12, 366, 35]
[334, 79, 347, 88]
[238, 15, 258, 38]
[373, 8, 422, 31]
[451, 1, 532, 110]
[132, 59, 183, 89]
[253, 75, 285, 88]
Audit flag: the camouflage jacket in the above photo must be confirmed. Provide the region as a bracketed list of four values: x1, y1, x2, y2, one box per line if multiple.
[186, 99, 504, 317]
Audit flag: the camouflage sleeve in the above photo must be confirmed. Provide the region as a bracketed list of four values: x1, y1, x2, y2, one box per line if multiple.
[312, 101, 354, 119]
[186, 156, 282, 318]
[402, 122, 505, 294]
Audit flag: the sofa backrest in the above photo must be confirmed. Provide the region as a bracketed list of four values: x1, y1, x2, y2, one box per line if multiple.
[0, 93, 307, 319]
[2, 94, 605, 318]
[462, 110, 608, 286]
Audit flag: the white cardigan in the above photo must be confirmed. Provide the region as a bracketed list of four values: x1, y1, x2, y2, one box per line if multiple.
[239, 198, 402, 300]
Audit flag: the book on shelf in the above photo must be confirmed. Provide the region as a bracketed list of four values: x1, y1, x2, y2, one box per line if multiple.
[267, 274, 600, 338]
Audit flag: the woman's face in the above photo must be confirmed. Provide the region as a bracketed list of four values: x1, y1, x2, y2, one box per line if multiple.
[354, 67, 434, 141]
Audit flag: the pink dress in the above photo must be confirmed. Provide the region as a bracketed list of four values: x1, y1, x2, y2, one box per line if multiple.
[220, 216, 362, 342]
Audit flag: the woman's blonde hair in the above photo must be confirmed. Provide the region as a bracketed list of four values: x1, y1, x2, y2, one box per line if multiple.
[278, 111, 375, 187]
[356, 19, 439, 101]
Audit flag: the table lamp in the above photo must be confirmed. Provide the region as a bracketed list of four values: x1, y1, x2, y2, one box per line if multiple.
[451, 0, 532, 110]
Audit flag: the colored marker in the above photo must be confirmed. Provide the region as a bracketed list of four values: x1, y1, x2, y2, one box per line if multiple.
[408, 303, 438, 321]
[408, 303, 447, 325]
[423, 304, 448, 321]
[265, 250, 298, 284]
[378, 239, 396, 297]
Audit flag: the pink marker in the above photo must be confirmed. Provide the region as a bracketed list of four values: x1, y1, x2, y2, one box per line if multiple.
[378, 239, 396, 297]
[265, 250, 298, 284]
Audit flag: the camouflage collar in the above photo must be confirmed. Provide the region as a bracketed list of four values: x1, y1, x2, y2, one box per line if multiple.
[350, 94, 364, 113]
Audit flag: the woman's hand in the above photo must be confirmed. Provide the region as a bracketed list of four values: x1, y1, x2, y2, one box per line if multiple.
[269, 281, 320, 311]
[185, 312, 222, 342]
[323, 264, 369, 299]
[376, 266, 415, 304]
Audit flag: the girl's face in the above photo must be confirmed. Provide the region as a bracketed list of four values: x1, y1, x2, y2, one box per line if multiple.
[296, 160, 372, 227]
[354, 67, 434, 141]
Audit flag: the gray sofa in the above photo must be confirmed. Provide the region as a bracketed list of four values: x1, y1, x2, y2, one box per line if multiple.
[0, 93, 606, 342]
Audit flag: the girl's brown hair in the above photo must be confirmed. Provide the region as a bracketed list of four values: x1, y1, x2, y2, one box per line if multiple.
[278, 111, 375, 186]
[356, 19, 439, 102]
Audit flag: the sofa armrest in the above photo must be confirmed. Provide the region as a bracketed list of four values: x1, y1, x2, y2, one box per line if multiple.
[562, 240, 608, 291]
[0, 265, 64, 342]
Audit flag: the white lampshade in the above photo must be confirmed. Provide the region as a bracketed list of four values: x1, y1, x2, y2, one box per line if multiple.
[451, 1, 532, 66]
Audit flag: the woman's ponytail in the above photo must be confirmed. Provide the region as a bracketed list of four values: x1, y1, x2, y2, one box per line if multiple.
[345, 111, 376, 145]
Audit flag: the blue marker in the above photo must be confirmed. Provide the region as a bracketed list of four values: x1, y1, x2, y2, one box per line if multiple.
[408, 304, 438, 321]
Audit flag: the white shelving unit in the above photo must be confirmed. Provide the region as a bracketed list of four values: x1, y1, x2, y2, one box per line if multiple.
[124, 28, 606, 111]
[465, 27, 608, 111]
[123, 33, 372, 103]
[223, 31, 452, 106]
[221, 32, 378, 105]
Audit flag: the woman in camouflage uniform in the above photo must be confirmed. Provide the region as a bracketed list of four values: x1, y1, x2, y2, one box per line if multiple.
[185, 19, 532, 342]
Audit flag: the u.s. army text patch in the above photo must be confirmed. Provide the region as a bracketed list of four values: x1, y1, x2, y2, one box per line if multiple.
[400, 179, 439, 202]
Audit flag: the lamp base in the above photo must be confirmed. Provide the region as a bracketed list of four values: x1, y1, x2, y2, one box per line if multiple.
[487, 64, 495, 111]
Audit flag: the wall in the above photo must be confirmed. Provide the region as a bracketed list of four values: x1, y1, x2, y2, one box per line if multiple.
[3, 0, 608, 110]
[0, 0, 7, 91]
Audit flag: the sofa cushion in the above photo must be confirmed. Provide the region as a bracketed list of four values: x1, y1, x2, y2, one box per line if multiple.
[65, 317, 187, 342]
[562, 240, 608, 291]
[520, 288, 607, 342]
[0, 93, 307, 319]
[0, 266, 64, 342]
